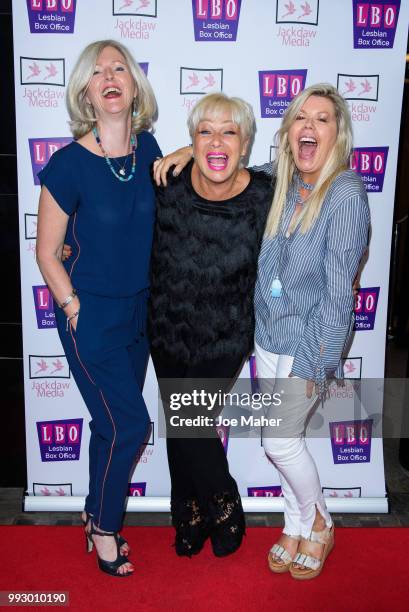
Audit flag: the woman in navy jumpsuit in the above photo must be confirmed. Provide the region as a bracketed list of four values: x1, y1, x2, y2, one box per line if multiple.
[36, 40, 161, 576]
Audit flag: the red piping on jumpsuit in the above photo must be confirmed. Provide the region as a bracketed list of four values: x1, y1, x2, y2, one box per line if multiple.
[68, 212, 117, 530]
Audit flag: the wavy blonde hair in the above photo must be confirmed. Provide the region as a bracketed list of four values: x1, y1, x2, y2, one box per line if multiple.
[265, 83, 353, 236]
[66, 39, 157, 139]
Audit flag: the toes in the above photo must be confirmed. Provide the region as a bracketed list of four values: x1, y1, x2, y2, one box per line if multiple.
[119, 562, 134, 575]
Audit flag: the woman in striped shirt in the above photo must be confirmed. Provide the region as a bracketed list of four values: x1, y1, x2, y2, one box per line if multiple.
[155, 83, 369, 579]
[253, 84, 369, 579]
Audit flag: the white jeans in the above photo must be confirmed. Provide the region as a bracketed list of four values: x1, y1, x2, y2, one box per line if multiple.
[255, 342, 332, 538]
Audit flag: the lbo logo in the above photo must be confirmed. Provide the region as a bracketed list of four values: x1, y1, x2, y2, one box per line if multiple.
[354, 287, 380, 331]
[128, 483, 147, 496]
[330, 420, 373, 465]
[355, 3, 398, 28]
[259, 70, 307, 118]
[192, 0, 242, 41]
[37, 418, 83, 462]
[29, 0, 75, 11]
[29, 137, 72, 185]
[26, 0, 77, 34]
[33, 285, 56, 329]
[39, 421, 81, 444]
[194, 0, 240, 18]
[352, 0, 400, 49]
[350, 147, 388, 192]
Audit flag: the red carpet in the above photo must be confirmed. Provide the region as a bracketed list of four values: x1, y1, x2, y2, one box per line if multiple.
[0, 526, 408, 611]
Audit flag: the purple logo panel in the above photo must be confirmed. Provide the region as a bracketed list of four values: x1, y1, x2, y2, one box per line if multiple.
[352, 0, 400, 49]
[248, 355, 260, 394]
[32, 285, 55, 329]
[259, 70, 307, 118]
[330, 419, 373, 464]
[128, 482, 147, 496]
[350, 146, 388, 192]
[139, 62, 149, 76]
[192, 0, 242, 41]
[29, 137, 72, 185]
[37, 418, 83, 462]
[354, 287, 380, 331]
[26, 0, 76, 34]
[247, 486, 283, 497]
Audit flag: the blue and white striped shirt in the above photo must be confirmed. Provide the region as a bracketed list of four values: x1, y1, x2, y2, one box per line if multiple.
[254, 165, 370, 383]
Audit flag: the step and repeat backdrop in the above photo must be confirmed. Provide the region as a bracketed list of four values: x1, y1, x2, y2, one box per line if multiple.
[13, 0, 408, 512]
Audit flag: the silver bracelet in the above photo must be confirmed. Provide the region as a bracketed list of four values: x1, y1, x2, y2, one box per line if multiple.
[59, 289, 77, 309]
[66, 310, 79, 331]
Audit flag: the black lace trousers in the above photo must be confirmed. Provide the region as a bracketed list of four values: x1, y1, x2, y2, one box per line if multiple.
[151, 350, 244, 507]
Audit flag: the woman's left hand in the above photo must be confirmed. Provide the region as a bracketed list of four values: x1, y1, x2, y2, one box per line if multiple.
[306, 380, 316, 399]
[289, 372, 316, 398]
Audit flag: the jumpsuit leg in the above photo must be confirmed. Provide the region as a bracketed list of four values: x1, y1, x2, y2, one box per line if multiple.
[56, 290, 150, 533]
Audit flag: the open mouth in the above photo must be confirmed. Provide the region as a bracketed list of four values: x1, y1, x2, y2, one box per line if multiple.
[102, 86, 122, 99]
[299, 136, 317, 160]
[206, 152, 228, 171]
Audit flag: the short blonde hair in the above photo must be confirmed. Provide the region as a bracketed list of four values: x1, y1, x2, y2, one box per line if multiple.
[265, 83, 353, 236]
[66, 39, 157, 139]
[187, 92, 256, 166]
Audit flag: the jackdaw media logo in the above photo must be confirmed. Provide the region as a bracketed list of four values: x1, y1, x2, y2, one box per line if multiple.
[180, 67, 223, 95]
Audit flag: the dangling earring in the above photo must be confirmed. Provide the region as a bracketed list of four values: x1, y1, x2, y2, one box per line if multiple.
[132, 97, 138, 120]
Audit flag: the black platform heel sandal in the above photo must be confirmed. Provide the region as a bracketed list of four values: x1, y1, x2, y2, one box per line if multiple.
[87, 521, 134, 577]
[208, 489, 246, 557]
[171, 498, 209, 557]
[82, 511, 130, 556]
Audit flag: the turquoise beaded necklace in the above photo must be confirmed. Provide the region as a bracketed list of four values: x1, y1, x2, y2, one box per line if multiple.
[92, 126, 137, 182]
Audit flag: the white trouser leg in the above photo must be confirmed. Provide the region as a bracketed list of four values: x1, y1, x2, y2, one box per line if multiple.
[255, 342, 332, 538]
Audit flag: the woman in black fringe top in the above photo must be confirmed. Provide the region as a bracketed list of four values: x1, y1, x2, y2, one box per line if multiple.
[148, 93, 273, 558]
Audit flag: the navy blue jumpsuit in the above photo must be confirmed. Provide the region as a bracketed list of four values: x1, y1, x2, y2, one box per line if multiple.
[39, 132, 161, 531]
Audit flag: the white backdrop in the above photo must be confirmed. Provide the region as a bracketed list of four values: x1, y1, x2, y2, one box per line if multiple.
[13, 0, 408, 513]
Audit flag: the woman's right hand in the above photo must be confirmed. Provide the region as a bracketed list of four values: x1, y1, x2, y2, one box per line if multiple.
[66, 300, 80, 331]
[153, 146, 193, 187]
[69, 312, 79, 331]
[62, 244, 72, 261]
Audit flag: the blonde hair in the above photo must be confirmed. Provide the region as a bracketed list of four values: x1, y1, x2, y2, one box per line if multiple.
[187, 92, 256, 167]
[265, 83, 353, 236]
[66, 39, 157, 139]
